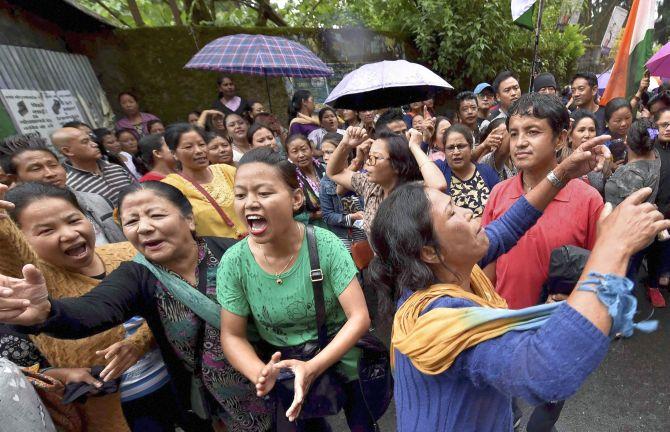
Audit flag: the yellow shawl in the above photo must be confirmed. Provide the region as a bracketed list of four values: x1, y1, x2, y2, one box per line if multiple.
[391, 265, 514, 375]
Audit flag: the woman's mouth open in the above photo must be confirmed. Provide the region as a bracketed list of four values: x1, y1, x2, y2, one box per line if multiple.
[64, 242, 89, 259]
[247, 215, 268, 236]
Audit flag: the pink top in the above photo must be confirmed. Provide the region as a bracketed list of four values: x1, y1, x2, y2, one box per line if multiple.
[481, 173, 603, 309]
[115, 112, 159, 136]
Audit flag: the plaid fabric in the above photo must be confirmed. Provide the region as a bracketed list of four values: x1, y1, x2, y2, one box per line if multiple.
[185, 34, 333, 78]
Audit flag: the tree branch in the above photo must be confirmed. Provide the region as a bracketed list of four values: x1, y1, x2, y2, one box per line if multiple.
[90, 0, 132, 27]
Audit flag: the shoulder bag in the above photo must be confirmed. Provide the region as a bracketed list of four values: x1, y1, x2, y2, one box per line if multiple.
[267, 225, 392, 425]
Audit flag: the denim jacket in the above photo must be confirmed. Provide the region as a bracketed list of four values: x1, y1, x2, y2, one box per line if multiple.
[320, 175, 356, 238]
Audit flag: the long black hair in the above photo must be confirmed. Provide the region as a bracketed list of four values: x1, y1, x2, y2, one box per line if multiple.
[288, 90, 311, 121]
[627, 118, 657, 155]
[368, 182, 442, 320]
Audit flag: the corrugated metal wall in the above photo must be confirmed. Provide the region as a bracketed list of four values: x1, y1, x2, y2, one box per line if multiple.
[0, 44, 113, 129]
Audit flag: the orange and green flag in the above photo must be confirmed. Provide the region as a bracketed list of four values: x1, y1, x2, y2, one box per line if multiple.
[601, 0, 656, 105]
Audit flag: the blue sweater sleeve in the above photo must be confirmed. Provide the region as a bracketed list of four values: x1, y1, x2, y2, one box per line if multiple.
[479, 196, 541, 268]
[422, 297, 610, 405]
[454, 302, 609, 405]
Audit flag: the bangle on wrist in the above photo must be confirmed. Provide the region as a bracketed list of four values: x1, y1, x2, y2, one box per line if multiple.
[546, 170, 565, 188]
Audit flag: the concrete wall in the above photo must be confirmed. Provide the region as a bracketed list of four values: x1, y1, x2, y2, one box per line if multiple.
[67, 26, 411, 126]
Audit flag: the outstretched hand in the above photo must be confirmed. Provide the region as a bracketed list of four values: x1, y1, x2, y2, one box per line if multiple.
[0, 264, 50, 325]
[558, 134, 612, 181]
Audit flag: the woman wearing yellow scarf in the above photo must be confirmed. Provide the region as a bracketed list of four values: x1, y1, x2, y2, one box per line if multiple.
[368, 137, 669, 431]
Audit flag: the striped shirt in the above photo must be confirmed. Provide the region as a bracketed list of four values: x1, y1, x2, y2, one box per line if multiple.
[120, 316, 170, 402]
[65, 160, 135, 206]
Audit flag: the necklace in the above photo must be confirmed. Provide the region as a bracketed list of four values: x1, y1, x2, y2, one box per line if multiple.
[261, 224, 302, 285]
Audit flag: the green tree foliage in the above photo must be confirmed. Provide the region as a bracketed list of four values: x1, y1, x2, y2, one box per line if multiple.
[79, 0, 588, 89]
[284, 0, 587, 90]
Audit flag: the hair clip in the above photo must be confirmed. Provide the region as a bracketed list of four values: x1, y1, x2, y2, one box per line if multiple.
[648, 128, 659, 140]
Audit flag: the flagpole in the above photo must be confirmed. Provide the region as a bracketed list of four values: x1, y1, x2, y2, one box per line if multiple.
[529, 0, 544, 93]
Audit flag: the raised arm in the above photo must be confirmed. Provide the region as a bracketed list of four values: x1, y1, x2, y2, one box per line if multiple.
[0, 262, 146, 335]
[407, 129, 448, 192]
[326, 126, 369, 191]
[480, 135, 612, 267]
[461, 188, 669, 404]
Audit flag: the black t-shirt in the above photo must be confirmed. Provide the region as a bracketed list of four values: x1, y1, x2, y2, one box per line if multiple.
[656, 142, 670, 217]
[593, 107, 607, 136]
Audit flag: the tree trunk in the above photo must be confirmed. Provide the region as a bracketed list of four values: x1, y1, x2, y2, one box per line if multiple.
[163, 0, 184, 25]
[126, 0, 145, 26]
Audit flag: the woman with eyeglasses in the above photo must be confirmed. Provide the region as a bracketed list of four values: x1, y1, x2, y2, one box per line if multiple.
[436, 124, 499, 218]
[327, 127, 447, 238]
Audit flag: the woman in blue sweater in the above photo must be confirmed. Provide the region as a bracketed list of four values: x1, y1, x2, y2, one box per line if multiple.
[367, 135, 668, 431]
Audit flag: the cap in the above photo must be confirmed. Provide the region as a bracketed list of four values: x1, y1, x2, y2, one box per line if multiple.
[533, 73, 558, 92]
[473, 83, 494, 95]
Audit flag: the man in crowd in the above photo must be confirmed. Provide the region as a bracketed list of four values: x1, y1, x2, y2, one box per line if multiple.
[532, 72, 558, 95]
[51, 127, 135, 206]
[375, 108, 408, 136]
[456, 91, 480, 143]
[0, 134, 125, 244]
[212, 75, 251, 116]
[474, 82, 496, 125]
[570, 72, 606, 134]
[482, 93, 605, 431]
[648, 92, 670, 118]
[488, 70, 522, 121]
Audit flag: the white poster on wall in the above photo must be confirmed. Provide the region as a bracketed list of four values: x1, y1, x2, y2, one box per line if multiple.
[0, 89, 84, 139]
[42, 90, 83, 126]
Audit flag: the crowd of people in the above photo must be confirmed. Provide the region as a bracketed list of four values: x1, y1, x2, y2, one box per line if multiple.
[0, 67, 668, 432]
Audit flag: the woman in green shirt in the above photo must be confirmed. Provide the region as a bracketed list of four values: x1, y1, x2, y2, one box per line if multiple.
[217, 147, 373, 431]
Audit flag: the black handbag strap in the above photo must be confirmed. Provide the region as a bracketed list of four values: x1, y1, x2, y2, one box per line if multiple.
[305, 224, 328, 349]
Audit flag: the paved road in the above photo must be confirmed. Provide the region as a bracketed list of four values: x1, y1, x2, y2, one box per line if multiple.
[330, 282, 670, 431]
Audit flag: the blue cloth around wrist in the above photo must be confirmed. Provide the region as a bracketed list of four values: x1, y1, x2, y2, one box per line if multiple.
[577, 272, 658, 338]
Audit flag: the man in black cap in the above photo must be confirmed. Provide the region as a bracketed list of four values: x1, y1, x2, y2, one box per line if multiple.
[532, 72, 558, 95]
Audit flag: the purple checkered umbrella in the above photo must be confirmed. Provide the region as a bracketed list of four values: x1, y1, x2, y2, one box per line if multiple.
[184, 34, 333, 78]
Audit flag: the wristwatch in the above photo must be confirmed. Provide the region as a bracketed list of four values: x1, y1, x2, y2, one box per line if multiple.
[546, 170, 565, 188]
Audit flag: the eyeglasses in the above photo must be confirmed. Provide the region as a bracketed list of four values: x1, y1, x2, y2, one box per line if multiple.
[445, 144, 470, 153]
[657, 122, 670, 131]
[366, 154, 387, 166]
